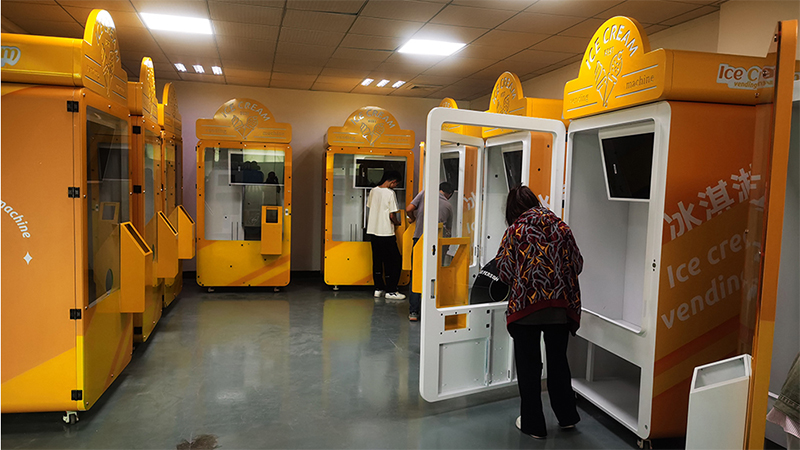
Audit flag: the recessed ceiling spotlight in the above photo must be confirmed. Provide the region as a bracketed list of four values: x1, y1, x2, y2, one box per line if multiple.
[398, 39, 465, 56]
[212, 66, 223, 75]
[361, 78, 374, 86]
[140, 13, 212, 34]
[376, 79, 390, 87]
[193, 65, 205, 74]
[174, 63, 187, 72]
[392, 81, 405, 88]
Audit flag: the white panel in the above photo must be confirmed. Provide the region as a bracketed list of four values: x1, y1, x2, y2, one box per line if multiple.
[439, 338, 489, 396]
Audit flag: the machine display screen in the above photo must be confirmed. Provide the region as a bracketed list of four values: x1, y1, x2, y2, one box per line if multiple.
[228, 150, 285, 186]
[503, 150, 523, 190]
[354, 158, 406, 189]
[600, 133, 654, 200]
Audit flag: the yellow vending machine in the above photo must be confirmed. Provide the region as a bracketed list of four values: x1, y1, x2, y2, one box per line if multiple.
[160, 83, 195, 306]
[560, 16, 793, 442]
[1, 10, 151, 422]
[128, 57, 177, 342]
[196, 98, 292, 289]
[323, 106, 415, 290]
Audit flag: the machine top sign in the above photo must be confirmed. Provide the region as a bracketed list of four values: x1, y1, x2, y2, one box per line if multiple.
[327, 106, 414, 149]
[196, 98, 291, 143]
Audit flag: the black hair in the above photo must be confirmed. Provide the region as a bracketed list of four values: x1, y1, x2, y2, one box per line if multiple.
[439, 182, 454, 195]
[505, 185, 540, 225]
[379, 170, 402, 185]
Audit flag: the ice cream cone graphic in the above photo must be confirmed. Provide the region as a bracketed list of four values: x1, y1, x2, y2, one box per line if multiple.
[594, 50, 623, 107]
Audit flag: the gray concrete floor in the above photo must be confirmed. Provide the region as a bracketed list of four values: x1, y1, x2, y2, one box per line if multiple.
[2, 277, 646, 449]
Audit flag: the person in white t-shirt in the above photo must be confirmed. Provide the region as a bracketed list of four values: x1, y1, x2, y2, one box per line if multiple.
[366, 170, 406, 301]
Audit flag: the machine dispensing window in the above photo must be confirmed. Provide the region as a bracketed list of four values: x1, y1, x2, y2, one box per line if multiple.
[229, 150, 284, 186]
[503, 150, 523, 190]
[599, 125, 655, 201]
[354, 158, 406, 189]
[86, 107, 129, 303]
[442, 154, 460, 187]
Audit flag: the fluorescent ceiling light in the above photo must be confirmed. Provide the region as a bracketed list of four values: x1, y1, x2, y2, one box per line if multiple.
[361, 78, 374, 86]
[140, 13, 212, 35]
[376, 79, 389, 87]
[392, 81, 405, 88]
[193, 65, 204, 74]
[212, 66, 223, 75]
[174, 63, 186, 72]
[398, 39, 465, 56]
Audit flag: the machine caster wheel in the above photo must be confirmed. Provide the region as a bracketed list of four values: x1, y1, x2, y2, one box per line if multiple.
[273, 287, 281, 293]
[637, 438, 652, 449]
[63, 411, 78, 425]
[207, 288, 215, 293]
[332, 285, 339, 291]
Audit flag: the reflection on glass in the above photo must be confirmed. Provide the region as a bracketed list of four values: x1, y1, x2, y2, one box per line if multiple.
[86, 106, 129, 303]
[502, 150, 523, 190]
[205, 147, 284, 241]
[165, 140, 177, 215]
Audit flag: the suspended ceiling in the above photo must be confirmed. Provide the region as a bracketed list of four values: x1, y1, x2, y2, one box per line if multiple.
[0, 0, 722, 100]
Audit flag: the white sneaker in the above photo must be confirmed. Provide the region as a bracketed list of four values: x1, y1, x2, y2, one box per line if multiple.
[385, 292, 406, 300]
[373, 290, 385, 297]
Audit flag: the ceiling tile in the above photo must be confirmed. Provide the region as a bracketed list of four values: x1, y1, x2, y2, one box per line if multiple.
[213, 21, 279, 41]
[381, 53, 447, 71]
[507, 48, 575, 65]
[312, 81, 358, 93]
[361, 1, 444, 22]
[0, 2, 76, 22]
[525, 0, 623, 17]
[660, 5, 718, 26]
[531, 35, 588, 53]
[115, 26, 163, 53]
[58, 1, 137, 12]
[350, 85, 392, 95]
[212, 0, 284, 7]
[279, 28, 345, 47]
[368, 69, 422, 84]
[423, 56, 495, 77]
[451, 0, 536, 11]
[270, 78, 315, 90]
[286, 0, 365, 14]
[349, 16, 424, 38]
[388, 88, 431, 97]
[644, 24, 671, 35]
[330, 47, 392, 62]
[595, 1, 700, 24]
[408, 74, 462, 86]
[274, 52, 330, 66]
[226, 75, 272, 87]
[315, 75, 362, 85]
[180, 73, 225, 83]
[558, 18, 606, 38]
[131, 1, 210, 17]
[10, 19, 84, 38]
[63, 7, 143, 28]
[430, 4, 516, 29]
[208, 3, 282, 25]
[221, 58, 273, 72]
[123, 50, 170, 65]
[320, 67, 369, 78]
[498, 12, 584, 34]
[473, 57, 554, 80]
[217, 39, 276, 60]
[223, 68, 271, 79]
[276, 42, 337, 59]
[282, 10, 356, 33]
[470, 29, 549, 50]
[339, 34, 403, 51]
[324, 58, 382, 71]
[272, 63, 324, 75]
[456, 44, 519, 60]
[271, 72, 319, 83]
[470, 63, 513, 81]
[411, 23, 488, 43]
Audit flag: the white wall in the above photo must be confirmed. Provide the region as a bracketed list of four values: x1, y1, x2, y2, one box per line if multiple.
[163, 80, 439, 271]
[718, 0, 800, 58]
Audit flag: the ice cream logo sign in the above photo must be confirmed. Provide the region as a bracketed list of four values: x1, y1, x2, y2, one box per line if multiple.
[716, 63, 775, 90]
[93, 10, 120, 96]
[489, 72, 520, 114]
[221, 100, 272, 140]
[1, 46, 21, 67]
[582, 17, 643, 107]
[350, 108, 397, 146]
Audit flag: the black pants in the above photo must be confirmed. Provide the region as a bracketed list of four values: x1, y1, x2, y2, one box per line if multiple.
[507, 322, 580, 436]
[369, 235, 401, 292]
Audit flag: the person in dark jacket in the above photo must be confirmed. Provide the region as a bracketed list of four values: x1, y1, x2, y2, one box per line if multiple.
[495, 185, 583, 439]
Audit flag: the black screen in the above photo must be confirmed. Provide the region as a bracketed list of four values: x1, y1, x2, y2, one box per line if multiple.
[355, 159, 406, 189]
[601, 133, 654, 200]
[503, 150, 523, 190]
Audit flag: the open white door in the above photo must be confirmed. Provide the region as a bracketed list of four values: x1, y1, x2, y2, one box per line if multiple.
[419, 108, 566, 402]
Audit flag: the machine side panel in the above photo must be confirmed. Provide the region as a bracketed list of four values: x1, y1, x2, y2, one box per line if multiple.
[1, 85, 80, 412]
[650, 102, 755, 437]
[528, 132, 554, 210]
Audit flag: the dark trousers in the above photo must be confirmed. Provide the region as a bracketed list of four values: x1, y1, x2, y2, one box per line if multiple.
[369, 234, 401, 292]
[507, 322, 580, 436]
[410, 237, 421, 314]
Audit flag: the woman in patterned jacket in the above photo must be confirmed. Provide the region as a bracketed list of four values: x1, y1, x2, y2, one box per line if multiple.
[496, 185, 583, 439]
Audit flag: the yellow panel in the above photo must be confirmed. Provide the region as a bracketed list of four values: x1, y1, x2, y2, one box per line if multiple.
[402, 222, 415, 271]
[81, 301, 134, 409]
[158, 83, 182, 135]
[1, 348, 80, 413]
[127, 57, 157, 122]
[1, 10, 128, 106]
[120, 222, 152, 313]
[261, 205, 283, 255]
[134, 279, 163, 342]
[156, 211, 178, 279]
[163, 260, 183, 308]
[196, 98, 291, 142]
[326, 107, 415, 149]
[197, 239, 291, 287]
[176, 205, 196, 260]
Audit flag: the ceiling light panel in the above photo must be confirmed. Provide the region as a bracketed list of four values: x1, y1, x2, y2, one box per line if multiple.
[398, 39, 466, 56]
[174, 63, 187, 72]
[193, 65, 205, 73]
[376, 79, 390, 87]
[362, 78, 374, 86]
[212, 66, 223, 75]
[392, 81, 405, 88]
[139, 13, 212, 34]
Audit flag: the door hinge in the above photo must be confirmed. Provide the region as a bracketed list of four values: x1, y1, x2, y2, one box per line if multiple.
[71, 390, 83, 401]
[69, 309, 81, 320]
[67, 101, 79, 113]
[68, 187, 80, 198]
[133, 185, 142, 194]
